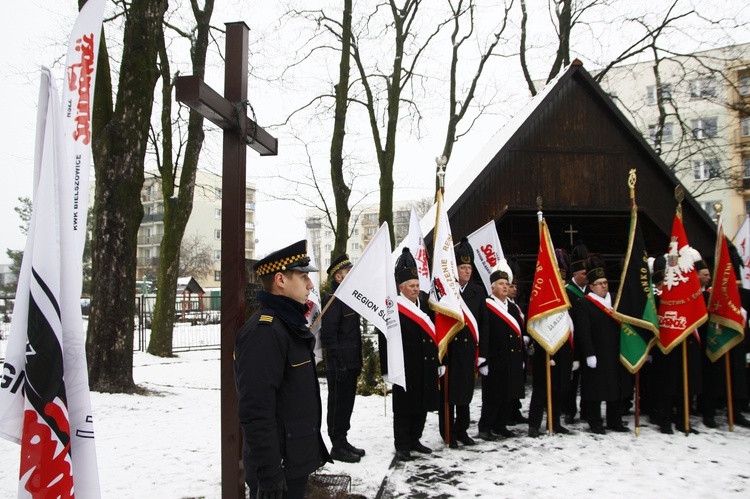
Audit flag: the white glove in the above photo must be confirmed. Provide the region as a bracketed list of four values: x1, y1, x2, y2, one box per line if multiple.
[479, 365, 489, 376]
[572, 360, 580, 371]
[746, 353, 750, 365]
[477, 357, 486, 367]
[549, 359, 556, 367]
[647, 355, 653, 363]
[382, 374, 389, 384]
[438, 366, 446, 378]
[586, 356, 597, 369]
[523, 336, 531, 348]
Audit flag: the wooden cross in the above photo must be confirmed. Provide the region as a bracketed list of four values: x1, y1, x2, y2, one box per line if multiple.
[175, 22, 278, 499]
[564, 223, 578, 246]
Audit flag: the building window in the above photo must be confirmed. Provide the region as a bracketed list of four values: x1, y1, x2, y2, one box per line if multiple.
[646, 84, 672, 105]
[351, 242, 360, 250]
[214, 229, 222, 239]
[324, 258, 331, 267]
[325, 230, 332, 238]
[740, 75, 750, 96]
[701, 201, 719, 221]
[215, 208, 222, 219]
[353, 227, 359, 236]
[364, 213, 378, 223]
[648, 123, 674, 144]
[742, 116, 750, 137]
[215, 187, 222, 200]
[325, 243, 332, 252]
[214, 250, 221, 261]
[693, 158, 720, 180]
[690, 78, 716, 99]
[214, 271, 221, 281]
[367, 227, 376, 235]
[691, 118, 718, 140]
[744, 158, 750, 179]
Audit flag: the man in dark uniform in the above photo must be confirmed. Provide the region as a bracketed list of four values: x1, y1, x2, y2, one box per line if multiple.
[507, 258, 530, 426]
[575, 254, 630, 434]
[438, 238, 485, 448]
[381, 248, 440, 461]
[321, 254, 364, 463]
[562, 242, 588, 424]
[234, 240, 331, 499]
[477, 265, 525, 440]
[528, 249, 574, 437]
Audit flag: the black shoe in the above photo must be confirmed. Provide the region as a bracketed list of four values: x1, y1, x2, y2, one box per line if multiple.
[702, 417, 718, 429]
[554, 425, 570, 434]
[448, 440, 458, 449]
[734, 415, 750, 428]
[660, 424, 674, 435]
[330, 447, 361, 463]
[676, 426, 700, 434]
[510, 413, 528, 425]
[528, 427, 541, 438]
[476, 431, 498, 441]
[564, 414, 576, 425]
[590, 425, 606, 435]
[411, 441, 432, 454]
[345, 440, 366, 456]
[456, 434, 476, 446]
[491, 427, 514, 438]
[606, 424, 630, 433]
[395, 450, 414, 462]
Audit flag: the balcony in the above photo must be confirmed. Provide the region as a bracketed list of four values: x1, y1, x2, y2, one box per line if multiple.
[137, 257, 160, 267]
[141, 212, 165, 223]
[138, 234, 163, 246]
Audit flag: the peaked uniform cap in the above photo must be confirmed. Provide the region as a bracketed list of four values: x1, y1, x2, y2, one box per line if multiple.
[454, 237, 474, 266]
[327, 253, 353, 276]
[253, 240, 318, 276]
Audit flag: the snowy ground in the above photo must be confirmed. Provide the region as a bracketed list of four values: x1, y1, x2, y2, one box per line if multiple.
[2, 349, 750, 498]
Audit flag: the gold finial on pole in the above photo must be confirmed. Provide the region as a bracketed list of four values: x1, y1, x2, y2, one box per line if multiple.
[674, 185, 684, 216]
[436, 156, 448, 190]
[628, 169, 637, 201]
[714, 202, 723, 215]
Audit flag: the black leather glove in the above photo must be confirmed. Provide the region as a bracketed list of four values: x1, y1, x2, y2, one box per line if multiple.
[257, 478, 287, 499]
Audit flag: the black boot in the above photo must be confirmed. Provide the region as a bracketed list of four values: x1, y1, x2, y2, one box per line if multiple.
[345, 439, 366, 456]
[331, 439, 360, 463]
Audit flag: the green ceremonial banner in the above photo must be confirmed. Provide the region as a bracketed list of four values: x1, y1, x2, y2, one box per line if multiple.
[613, 203, 659, 373]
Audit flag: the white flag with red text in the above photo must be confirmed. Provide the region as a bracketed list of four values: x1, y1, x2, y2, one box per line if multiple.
[428, 191, 465, 362]
[0, 2, 105, 497]
[467, 220, 506, 296]
[407, 207, 431, 293]
[733, 214, 750, 290]
[305, 229, 323, 363]
[334, 223, 405, 389]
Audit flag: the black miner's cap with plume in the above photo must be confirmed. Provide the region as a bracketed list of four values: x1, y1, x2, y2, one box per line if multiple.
[555, 248, 571, 281]
[454, 237, 474, 266]
[395, 247, 419, 285]
[586, 253, 607, 283]
[570, 241, 589, 274]
[507, 257, 521, 285]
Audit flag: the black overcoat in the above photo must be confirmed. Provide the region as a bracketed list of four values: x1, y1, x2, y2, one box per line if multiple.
[481, 298, 526, 400]
[574, 296, 632, 402]
[321, 288, 363, 371]
[234, 292, 330, 487]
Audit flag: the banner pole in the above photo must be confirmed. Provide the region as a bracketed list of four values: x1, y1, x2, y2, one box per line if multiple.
[726, 353, 735, 432]
[546, 352, 553, 435]
[444, 366, 451, 446]
[634, 371, 640, 437]
[682, 340, 690, 435]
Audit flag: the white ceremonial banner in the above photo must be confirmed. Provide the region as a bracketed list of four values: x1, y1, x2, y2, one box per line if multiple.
[734, 214, 750, 290]
[407, 207, 431, 293]
[305, 229, 323, 363]
[0, 2, 106, 497]
[334, 223, 405, 389]
[467, 220, 506, 295]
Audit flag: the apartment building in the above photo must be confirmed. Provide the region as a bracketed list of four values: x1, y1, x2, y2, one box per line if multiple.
[137, 170, 256, 288]
[595, 42, 750, 236]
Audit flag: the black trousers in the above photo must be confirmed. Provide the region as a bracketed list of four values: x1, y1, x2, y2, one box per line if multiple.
[438, 402, 471, 441]
[393, 411, 427, 452]
[562, 368, 581, 418]
[247, 476, 308, 499]
[584, 399, 623, 428]
[326, 369, 359, 444]
[528, 383, 561, 430]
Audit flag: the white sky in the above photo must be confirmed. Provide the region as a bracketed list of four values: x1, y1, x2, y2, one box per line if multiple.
[1, 1, 749, 263]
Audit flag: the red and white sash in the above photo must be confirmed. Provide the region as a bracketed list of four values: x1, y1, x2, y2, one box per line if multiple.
[486, 297, 523, 343]
[585, 293, 619, 324]
[461, 300, 479, 345]
[398, 295, 437, 346]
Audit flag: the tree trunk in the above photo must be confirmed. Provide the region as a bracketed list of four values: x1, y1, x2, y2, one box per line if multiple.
[148, 0, 213, 357]
[87, 0, 169, 392]
[330, 0, 353, 261]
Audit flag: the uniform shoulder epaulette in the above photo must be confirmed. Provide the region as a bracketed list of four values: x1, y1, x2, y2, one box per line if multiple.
[259, 314, 274, 324]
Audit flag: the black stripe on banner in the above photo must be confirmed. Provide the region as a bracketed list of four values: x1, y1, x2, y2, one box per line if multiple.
[31, 267, 61, 320]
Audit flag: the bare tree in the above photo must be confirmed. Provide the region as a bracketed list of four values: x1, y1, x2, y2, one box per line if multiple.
[147, 0, 214, 357]
[87, 0, 169, 392]
[178, 233, 215, 279]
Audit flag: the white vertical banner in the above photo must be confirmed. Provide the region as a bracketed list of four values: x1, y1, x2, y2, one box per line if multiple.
[305, 229, 323, 363]
[334, 223, 405, 389]
[734, 214, 750, 290]
[0, 1, 106, 497]
[407, 207, 431, 293]
[467, 220, 506, 296]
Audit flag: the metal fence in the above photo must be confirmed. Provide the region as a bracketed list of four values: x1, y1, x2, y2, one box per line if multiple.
[0, 295, 223, 362]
